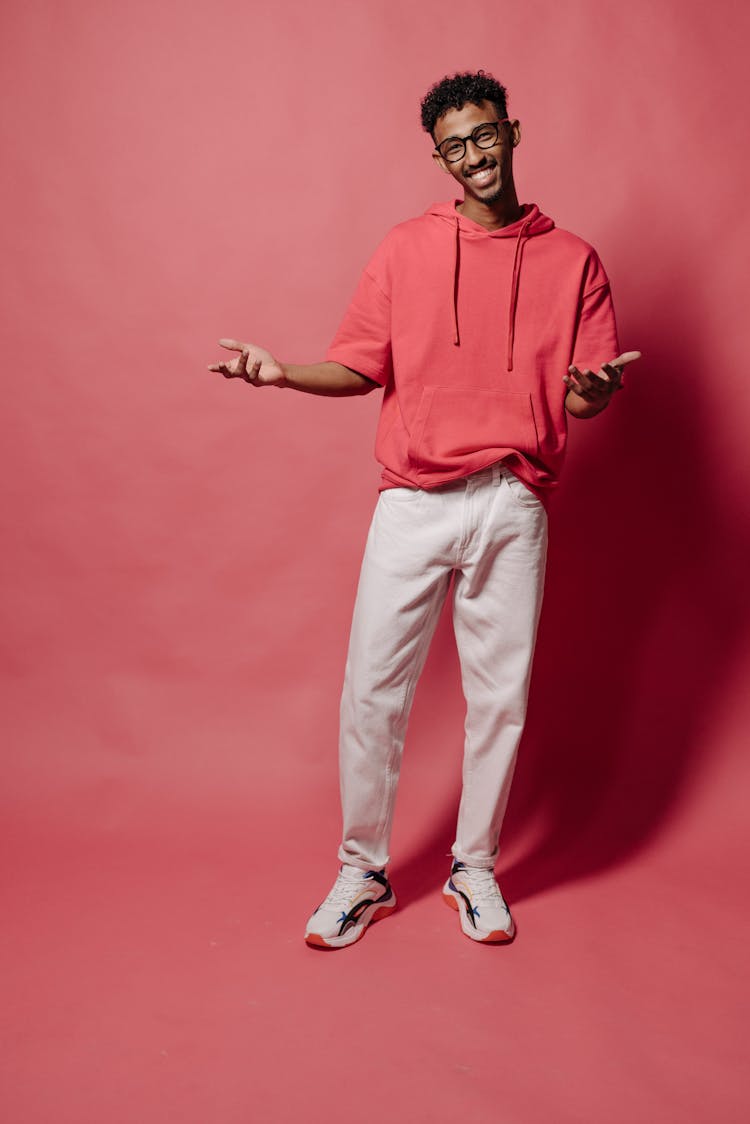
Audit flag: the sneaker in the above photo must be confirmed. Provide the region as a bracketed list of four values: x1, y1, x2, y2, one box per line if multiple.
[305, 865, 396, 949]
[442, 860, 515, 943]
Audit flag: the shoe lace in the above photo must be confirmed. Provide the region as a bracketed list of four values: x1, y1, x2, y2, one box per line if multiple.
[323, 868, 368, 908]
[463, 868, 508, 908]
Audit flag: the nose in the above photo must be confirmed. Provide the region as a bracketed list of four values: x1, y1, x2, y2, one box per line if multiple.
[464, 137, 491, 164]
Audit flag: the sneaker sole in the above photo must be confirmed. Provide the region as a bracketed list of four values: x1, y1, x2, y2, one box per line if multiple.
[305, 896, 396, 950]
[442, 885, 515, 943]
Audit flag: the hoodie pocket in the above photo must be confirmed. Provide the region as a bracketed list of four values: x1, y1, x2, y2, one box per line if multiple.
[408, 387, 539, 470]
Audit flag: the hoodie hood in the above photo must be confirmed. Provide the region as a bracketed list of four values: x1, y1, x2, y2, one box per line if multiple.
[424, 201, 555, 370]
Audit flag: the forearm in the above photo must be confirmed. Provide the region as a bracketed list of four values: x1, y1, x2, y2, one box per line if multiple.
[280, 361, 377, 397]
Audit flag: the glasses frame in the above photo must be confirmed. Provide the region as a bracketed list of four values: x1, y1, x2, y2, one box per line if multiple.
[434, 119, 511, 163]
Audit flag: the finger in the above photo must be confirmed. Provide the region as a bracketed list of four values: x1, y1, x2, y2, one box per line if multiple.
[571, 366, 598, 393]
[208, 362, 238, 378]
[569, 365, 598, 387]
[218, 338, 247, 353]
[567, 367, 606, 401]
[601, 363, 624, 390]
[588, 371, 616, 397]
[609, 350, 642, 371]
[234, 349, 251, 380]
[585, 366, 615, 387]
[246, 358, 262, 383]
[209, 358, 260, 382]
[566, 365, 586, 392]
[563, 373, 586, 397]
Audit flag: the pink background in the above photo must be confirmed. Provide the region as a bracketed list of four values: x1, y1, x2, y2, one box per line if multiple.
[2, 0, 748, 1120]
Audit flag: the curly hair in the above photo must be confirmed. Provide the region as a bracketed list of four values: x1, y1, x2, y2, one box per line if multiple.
[420, 69, 509, 138]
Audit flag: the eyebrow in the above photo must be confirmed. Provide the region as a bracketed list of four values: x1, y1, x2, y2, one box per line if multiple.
[437, 120, 500, 144]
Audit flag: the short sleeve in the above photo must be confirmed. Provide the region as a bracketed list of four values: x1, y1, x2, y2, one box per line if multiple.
[571, 252, 620, 373]
[325, 250, 393, 387]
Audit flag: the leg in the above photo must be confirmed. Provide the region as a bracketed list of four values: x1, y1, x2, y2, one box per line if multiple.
[450, 468, 548, 867]
[338, 487, 457, 870]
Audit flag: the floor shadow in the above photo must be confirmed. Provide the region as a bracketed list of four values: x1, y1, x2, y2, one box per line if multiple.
[392, 269, 749, 909]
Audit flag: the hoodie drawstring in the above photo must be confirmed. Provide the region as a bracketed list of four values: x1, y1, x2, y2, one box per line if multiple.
[452, 217, 460, 346]
[507, 218, 532, 372]
[450, 213, 534, 371]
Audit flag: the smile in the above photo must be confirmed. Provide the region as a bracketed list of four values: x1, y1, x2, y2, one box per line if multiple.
[465, 165, 497, 186]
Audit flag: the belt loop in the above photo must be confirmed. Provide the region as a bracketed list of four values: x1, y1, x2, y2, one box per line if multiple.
[492, 463, 503, 486]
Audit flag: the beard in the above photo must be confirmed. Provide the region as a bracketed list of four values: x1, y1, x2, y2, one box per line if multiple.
[481, 183, 505, 205]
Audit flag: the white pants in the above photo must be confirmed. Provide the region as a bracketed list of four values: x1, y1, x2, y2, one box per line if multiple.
[338, 462, 548, 871]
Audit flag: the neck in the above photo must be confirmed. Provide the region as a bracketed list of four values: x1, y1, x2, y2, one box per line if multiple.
[457, 186, 523, 231]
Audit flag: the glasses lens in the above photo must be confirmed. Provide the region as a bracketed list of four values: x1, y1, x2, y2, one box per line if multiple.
[440, 139, 465, 162]
[473, 123, 500, 149]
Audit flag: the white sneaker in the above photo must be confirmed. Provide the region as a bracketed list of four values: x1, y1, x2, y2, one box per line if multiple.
[443, 860, 515, 943]
[305, 865, 396, 949]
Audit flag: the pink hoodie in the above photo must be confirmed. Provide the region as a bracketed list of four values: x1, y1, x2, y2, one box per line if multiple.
[326, 200, 619, 501]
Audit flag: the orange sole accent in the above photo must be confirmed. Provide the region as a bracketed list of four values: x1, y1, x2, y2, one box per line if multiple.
[305, 933, 334, 948]
[304, 901, 396, 949]
[442, 892, 459, 912]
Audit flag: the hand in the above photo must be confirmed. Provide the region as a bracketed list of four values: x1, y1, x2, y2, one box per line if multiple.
[563, 350, 642, 407]
[208, 338, 286, 387]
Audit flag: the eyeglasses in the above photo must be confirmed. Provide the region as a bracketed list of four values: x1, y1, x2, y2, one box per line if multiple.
[434, 119, 510, 163]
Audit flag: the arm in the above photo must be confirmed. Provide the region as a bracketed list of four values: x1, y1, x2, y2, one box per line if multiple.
[282, 361, 378, 397]
[208, 339, 378, 397]
[564, 351, 642, 419]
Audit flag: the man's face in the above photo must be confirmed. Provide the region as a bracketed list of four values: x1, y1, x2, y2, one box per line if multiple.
[432, 99, 520, 206]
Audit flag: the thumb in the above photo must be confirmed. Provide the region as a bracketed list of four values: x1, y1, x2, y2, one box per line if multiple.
[611, 350, 642, 370]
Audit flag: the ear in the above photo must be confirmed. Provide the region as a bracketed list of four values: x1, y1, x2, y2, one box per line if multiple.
[509, 120, 521, 148]
[432, 150, 451, 175]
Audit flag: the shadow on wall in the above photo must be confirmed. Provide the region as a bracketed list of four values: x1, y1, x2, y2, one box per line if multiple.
[393, 267, 749, 906]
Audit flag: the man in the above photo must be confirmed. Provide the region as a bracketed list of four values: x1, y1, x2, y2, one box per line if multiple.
[209, 70, 639, 949]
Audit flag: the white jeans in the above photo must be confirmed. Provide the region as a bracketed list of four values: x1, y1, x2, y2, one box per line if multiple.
[338, 462, 548, 871]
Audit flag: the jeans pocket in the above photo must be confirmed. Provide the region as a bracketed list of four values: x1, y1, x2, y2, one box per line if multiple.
[381, 486, 423, 503]
[504, 472, 543, 508]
